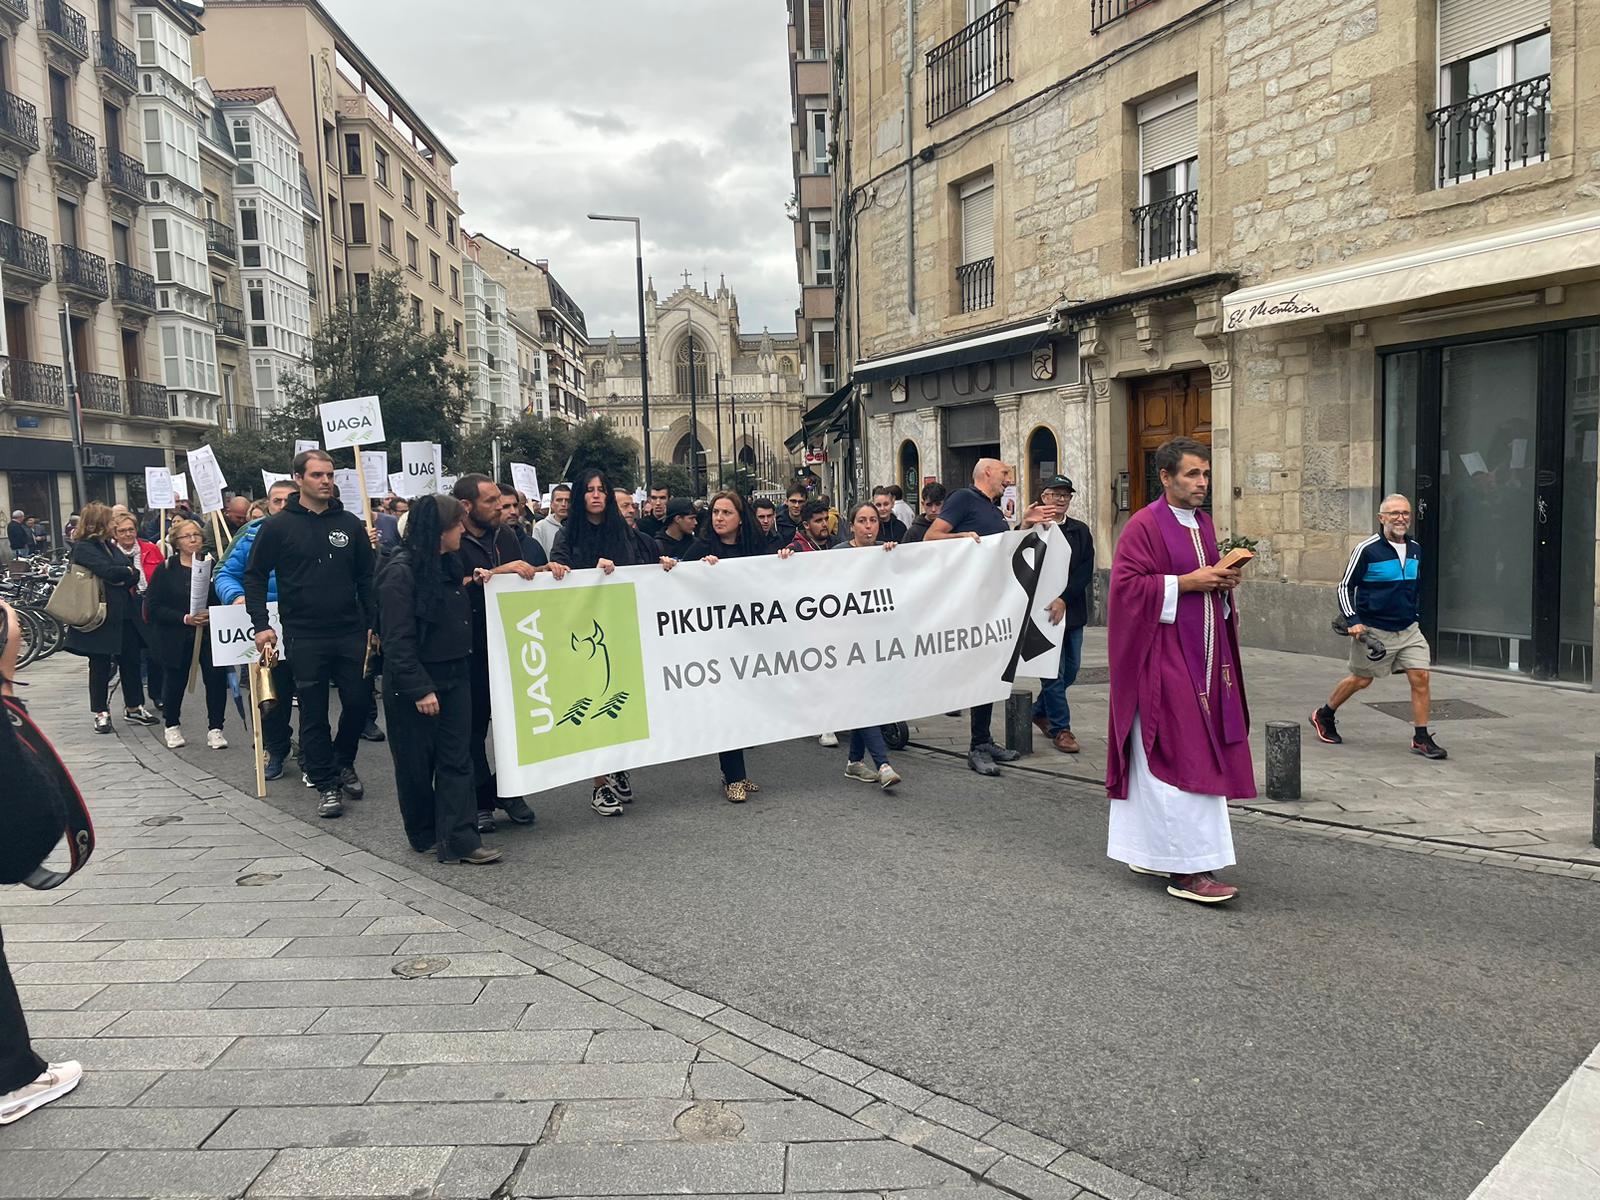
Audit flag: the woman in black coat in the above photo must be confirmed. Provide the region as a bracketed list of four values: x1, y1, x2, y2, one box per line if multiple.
[64, 503, 157, 734]
[379, 494, 499, 864]
[146, 519, 230, 751]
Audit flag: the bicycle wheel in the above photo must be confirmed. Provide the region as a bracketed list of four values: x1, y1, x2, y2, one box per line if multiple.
[882, 721, 910, 751]
[13, 605, 42, 669]
[35, 610, 66, 658]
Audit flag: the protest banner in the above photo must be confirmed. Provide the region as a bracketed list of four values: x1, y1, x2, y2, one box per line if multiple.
[318, 395, 384, 450]
[510, 462, 540, 503]
[440, 475, 458, 495]
[185, 556, 214, 693]
[388, 472, 406, 497]
[485, 526, 1071, 795]
[208, 602, 285, 668]
[144, 467, 175, 510]
[261, 470, 291, 493]
[172, 473, 188, 501]
[361, 451, 389, 498]
[401, 442, 439, 495]
[185, 445, 226, 515]
[333, 468, 362, 505]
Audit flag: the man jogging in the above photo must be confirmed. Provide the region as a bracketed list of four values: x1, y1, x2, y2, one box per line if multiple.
[1311, 494, 1446, 759]
[245, 450, 375, 818]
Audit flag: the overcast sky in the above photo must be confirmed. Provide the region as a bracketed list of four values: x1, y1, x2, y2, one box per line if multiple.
[329, 0, 799, 339]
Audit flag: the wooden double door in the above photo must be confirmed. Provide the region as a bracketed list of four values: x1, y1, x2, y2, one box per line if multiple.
[1129, 371, 1212, 510]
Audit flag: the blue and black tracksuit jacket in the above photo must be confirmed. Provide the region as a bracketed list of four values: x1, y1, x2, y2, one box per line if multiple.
[1338, 536, 1420, 632]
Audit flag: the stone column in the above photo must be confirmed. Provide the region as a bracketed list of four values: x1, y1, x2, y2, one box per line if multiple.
[1056, 381, 1094, 532]
[870, 412, 893, 494]
[995, 394, 1023, 474]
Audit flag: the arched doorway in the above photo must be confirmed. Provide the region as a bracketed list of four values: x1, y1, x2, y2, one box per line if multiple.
[899, 440, 919, 497]
[738, 445, 756, 470]
[673, 432, 707, 471]
[1026, 425, 1059, 501]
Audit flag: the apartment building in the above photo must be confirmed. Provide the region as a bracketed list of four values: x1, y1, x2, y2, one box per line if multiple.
[193, 0, 464, 358]
[508, 307, 545, 420]
[826, 0, 1598, 685]
[784, 0, 840, 490]
[472, 234, 589, 423]
[0, 0, 169, 530]
[460, 235, 515, 430]
[214, 85, 311, 415]
[195, 77, 252, 432]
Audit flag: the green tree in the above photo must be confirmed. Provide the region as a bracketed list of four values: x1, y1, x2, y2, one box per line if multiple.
[205, 428, 286, 498]
[564, 418, 639, 489]
[454, 413, 574, 487]
[647, 462, 696, 499]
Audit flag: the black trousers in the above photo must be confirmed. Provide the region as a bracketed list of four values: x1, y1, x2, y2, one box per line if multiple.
[286, 631, 367, 791]
[259, 660, 297, 760]
[969, 702, 995, 750]
[0, 925, 46, 1093]
[162, 658, 228, 731]
[719, 748, 747, 784]
[384, 661, 479, 860]
[87, 621, 146, 713]
[469, 657, 498, 814]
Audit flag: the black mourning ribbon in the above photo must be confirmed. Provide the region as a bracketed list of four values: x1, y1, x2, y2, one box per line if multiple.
[1001, 530, 1055, 683]
[6, 699, 97, 890]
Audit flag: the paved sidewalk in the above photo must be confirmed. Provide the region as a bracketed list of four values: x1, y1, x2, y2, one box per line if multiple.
[0, 661, 1177, 1200]
[909, 629, 1600, 865]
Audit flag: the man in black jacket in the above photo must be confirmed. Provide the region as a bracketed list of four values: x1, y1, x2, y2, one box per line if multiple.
[775, 483, 807, 545]
[246, 449, 375, 819]
[902, 482, 946, 543]
[656, 497, 699, 558]
[1030, 476, 1095, 753]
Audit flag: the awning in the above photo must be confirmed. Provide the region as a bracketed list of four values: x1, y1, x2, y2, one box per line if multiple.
[785, 380, 853, 451]
[852, 317, 1052, 384]
[1221, 211, 1600, 333]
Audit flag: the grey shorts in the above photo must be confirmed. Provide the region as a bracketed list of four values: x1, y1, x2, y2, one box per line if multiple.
[1349, 622, 1430, 678]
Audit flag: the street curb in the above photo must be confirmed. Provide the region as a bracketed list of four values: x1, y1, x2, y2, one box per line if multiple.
[109, 725, 1178, 1200]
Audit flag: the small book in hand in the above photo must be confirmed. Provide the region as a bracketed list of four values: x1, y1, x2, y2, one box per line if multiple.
[1216, 547, 1255, 570]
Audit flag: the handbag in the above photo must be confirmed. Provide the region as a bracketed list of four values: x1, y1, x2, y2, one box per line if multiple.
[45, 560, 107, 632]
[0, 697, 95, 888]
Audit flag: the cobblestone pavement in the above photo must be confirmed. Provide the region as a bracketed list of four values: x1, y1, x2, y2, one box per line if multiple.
[909, 629, 1600, 865]
[0, 659, 1181, 1200]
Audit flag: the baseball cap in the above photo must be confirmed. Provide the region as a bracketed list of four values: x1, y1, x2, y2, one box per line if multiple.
[665, 497, 697, 519]
[1041, 475, 1075, 493]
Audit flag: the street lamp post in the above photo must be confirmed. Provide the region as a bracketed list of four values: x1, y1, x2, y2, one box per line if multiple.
[713, 371, 723, 491]
[586, 214, 652, 491]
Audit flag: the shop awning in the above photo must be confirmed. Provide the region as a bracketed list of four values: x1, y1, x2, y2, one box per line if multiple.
[852, 317, 1053, 384]
[1221, 211, 1600, 333]
[786, 380, 853, 451]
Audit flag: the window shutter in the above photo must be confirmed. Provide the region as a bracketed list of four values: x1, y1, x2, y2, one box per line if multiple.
[807, 0, 826, 55]
[1139, 101, 1198, 175]
[960, 181, 994, 265]
[1438, 0, 1548, 65]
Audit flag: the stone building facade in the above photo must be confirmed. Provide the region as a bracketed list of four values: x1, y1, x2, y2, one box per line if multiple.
[195, 79, 252, 433]
[585, 277, 806, 493]
[471, 234, 589, 424]
[827, 0, 1598, 685]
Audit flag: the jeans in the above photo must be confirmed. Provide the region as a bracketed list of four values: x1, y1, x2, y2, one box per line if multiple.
[385, 660, 479, 861]
[1032, 625, 1084, 736]
[286, 631, 368, 791]
[849, 726, 889, 769]
[969, 703, 995, 751]
[87, 621, 146, 713]
[719, 748, 746, 784]
[0, 925, 46, 1092]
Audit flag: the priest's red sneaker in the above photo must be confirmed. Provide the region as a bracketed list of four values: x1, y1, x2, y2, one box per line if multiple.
[1167, 872, 1238, 904]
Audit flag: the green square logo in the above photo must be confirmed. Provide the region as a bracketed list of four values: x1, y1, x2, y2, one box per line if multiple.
[497, 583, 650, 765]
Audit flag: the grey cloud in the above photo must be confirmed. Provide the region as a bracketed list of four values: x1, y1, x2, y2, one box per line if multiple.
[562, 109, 633, 134]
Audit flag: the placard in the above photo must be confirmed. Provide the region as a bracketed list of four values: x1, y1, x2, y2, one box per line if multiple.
[261, 470, 292, 493]
[145, 467, 175, 510]
[401, 441, 439, 493]
[360, 451, 389, 499]
[318, 395, 384, 450]
[208, 602, 286, 667]
[1001, 485, 1019, 522]
[187, 557, 213, 616]
[387, 472, 406, 497]
[186, 445, 227, 514]
[333, 468, 362, 504]
[172, 472, 189, 502]
[439, 475, 459, 496]
[510, 462, 540, 502]
[294, 439, 320, 456]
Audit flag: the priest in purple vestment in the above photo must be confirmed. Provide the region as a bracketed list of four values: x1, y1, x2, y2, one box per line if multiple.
[1105, 437, 1255, 905]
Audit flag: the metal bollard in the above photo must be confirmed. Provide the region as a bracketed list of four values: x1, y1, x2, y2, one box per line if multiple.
[1592, 753, 1599, 849]
[1004, 689, 1034, 755]
[1265, 721, 1301, 801]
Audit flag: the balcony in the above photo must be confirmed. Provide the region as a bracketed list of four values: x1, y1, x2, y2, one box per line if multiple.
[224, 404, 263, 433]
[205, 217, 236, 260]
[1426, 75, 1550, 189]
[126, 379, 168, 420]
[956, 257, 995, 313]
[0, 0, 27, 25]
[77, 371, 121, 414]
[926, 1, 1013, 125]
[55, 243, 108, 301]
[41, 0, 88, 61]
[93, 29, 135, 92]
[1133, 190, 1199, 266]
[0, 220, 51, 285]
[214, 301, 245, 343]
[46, 118, 96, 182]
[112, 262, 155, 313]
[0, 90, 38, 155]
[5, 360, 65, 408]
[102, 147, 145, 204]
[1091, 0, 1162, 33]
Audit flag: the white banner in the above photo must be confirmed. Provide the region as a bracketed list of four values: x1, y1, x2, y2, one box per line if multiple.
[400, 441, 438, 496]
[185, 446, 226, 514]
[360, 451, 389, 499]
[319, 395, 384, 450]
[510, 462, 540, 502]
[208, 602, 285, 667]
[145, 467, 175, 510]
[486, 527, 1071, 796]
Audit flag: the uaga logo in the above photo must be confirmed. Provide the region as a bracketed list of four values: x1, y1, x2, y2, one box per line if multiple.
[498, 584, 649, 765]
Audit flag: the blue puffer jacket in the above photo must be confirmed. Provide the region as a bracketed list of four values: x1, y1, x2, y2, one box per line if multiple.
[214, 516, 276, 605]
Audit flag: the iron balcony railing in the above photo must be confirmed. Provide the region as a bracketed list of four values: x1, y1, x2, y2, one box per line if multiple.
[214, 301, 245, 342]
[93, 30, 136, 90]
[205, 217, 236, 259]
[1426, 75, 1550, 189]
[0, 220, 50, 282]
[112, 262, 155, 310]
[0, 0, 28, 21]
[46, 118, 97, 180]
[126, 379, 168, 419]
[1132, 190, 1199, 265]
[102, 147, 145, 201]
[77, 371, 122, 414]
[6, 360, 65, 407]
[1091, 0, 1162, 33]
[956, 257, 995, 313]
[55, 243, 109, 299]
[926, 0, 1014, 125]
[0, 90, 38, 153]
[41, 0, 88, 59]
[225, 404, 263, 433]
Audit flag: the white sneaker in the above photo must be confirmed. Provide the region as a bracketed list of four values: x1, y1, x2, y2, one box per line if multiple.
[878, 763, 902, 790]
[0, 1061, 82, 1125]
[818, 732, 839, 747]
[844, 760, 877, 783]
[206, 728, 228, 750]
[164, 727, 185, 749]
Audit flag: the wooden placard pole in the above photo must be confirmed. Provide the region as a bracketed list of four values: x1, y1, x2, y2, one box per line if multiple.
[158, 509, 167, 556]
[248, 664, 266, 798]
[185, 621, 203, 694]
[352, 447, 375, 530]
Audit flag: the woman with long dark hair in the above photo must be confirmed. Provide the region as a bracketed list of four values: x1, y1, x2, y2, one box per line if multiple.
[147, 519, 231, 750]
[831, 503, 901, 789]
[682, 490, 793, 802]
[65, 502, 158, 734]
[379, 494, 499, 864]
[549, 467, 674, 816]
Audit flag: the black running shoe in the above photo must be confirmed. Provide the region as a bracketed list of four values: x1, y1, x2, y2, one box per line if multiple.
[338, 766, 364, 798]
[317, 788, 344, 819]
[1411, 732, 1448, 760]
[610, 771, 633, 803]
[1310, 706, 1342, 745]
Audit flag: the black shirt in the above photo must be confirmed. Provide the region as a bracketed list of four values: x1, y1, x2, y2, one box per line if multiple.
[243, 494, 374, 640]
[377, 551, 473, 701]
[876, 514, 908, 543]
[658, 530, 695, 559]
[637, 512, 666, 538]
[936, 486, 1009, 537]
[457, 522, 523, 657]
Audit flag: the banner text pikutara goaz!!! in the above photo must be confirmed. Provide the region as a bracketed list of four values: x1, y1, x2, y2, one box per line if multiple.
[653, 589, 896, 636]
